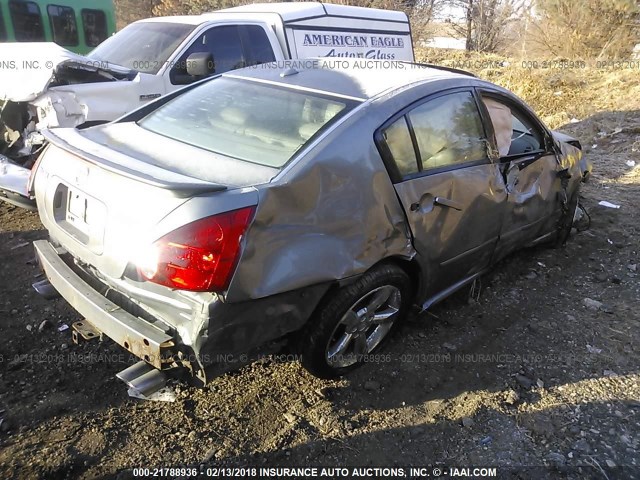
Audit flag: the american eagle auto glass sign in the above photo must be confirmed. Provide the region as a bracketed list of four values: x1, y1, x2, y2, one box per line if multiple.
[294, 30, 413, 60]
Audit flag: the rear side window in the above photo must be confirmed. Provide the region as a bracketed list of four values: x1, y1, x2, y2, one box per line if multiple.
[9, 1, 45, 41]
[0, 8, 7, 41]
[82, 9, 108, 47]
[408, 91, 486, 172]
[382, 117, 419, 177]
[380, 91, 487, 179]
[47, 5, 78, 46]
[241, 25, 276, 65]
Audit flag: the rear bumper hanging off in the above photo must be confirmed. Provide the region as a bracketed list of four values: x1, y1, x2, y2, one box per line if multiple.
[33, 240, 176, 369]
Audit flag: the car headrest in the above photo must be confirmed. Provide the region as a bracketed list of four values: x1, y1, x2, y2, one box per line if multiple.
[299, 123, 321, 141]
[219, 107, 250, 126]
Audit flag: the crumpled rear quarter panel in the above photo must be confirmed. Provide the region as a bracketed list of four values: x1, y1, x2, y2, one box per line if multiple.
[226, 107, 415, 302]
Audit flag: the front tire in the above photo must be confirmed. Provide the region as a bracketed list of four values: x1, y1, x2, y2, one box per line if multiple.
[554, 185, 580, 247]
[300, 263, 412, 379]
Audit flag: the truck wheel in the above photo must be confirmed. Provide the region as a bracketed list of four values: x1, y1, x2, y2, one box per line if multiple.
[300, 263, 412, 379]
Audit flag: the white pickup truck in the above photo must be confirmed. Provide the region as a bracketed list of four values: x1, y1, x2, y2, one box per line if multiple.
[0, 2, 414, 208]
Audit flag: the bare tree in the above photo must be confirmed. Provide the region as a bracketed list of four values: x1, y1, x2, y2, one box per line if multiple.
[443, 0, 526, 52]
[114, 0, 160, 29]
[409, 0, 448, 39]
[152, 0, 242, 16]
[530, 0, 640, 59]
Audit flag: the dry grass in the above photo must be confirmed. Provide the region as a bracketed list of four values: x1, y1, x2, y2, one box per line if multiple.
[415, 48, 640, 130]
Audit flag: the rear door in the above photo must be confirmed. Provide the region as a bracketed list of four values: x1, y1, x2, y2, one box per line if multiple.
[478, 91, 563, 261]
[376, 89, 507, 298]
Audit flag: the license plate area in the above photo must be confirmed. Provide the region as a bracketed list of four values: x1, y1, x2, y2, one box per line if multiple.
[67, 190, 90, 235]
[52, 182, 106, 253]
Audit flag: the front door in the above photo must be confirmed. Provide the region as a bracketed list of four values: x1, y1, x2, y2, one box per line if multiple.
[478, 92, 564, 261]
[377, 89, 507, 298]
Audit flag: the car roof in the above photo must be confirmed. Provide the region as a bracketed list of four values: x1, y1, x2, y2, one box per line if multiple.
[223, 58, 481, 101]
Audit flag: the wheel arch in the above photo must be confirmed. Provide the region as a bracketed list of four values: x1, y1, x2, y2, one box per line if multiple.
[376, 255, 422, 306]
[320, 255, 424, 312]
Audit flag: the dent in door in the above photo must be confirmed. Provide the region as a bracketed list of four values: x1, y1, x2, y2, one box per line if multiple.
[499, 153, 561, 254]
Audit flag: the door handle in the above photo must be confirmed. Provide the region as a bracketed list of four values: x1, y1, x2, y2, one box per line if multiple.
[434, 196, 463, 211]
[410, 196, 463, 213]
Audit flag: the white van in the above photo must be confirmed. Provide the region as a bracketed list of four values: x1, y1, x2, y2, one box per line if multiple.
[0, 2, 413, 208]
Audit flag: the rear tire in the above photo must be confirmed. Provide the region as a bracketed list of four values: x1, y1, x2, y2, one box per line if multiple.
[299, 263, 412, 379]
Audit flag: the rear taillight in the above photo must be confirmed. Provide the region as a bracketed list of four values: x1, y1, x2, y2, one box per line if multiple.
[137, 206, 255, 292]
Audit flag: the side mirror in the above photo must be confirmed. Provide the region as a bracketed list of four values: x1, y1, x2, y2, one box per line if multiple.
[186, 52, 214, 77]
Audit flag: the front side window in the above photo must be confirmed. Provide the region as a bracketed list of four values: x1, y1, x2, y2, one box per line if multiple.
[482, 96, 544, 157]
[138, 77, 355, 169]
[47, 5, 78, 46]
[408, 91, 487, 172]
[82, 9, 108, 47]
[9, 1, 45, 41]
[88, 22, 196, 74]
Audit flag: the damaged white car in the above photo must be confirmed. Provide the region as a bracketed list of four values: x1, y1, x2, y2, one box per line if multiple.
[0, 43, 137, 209]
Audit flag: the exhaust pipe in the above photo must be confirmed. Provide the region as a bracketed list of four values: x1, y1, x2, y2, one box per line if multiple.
[116, 361, 167, 397]
[32, 279, 60, 300]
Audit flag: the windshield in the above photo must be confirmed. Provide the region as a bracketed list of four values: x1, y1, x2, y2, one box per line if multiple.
[88, 22, 196, 74]
[138, 77, 356, 168]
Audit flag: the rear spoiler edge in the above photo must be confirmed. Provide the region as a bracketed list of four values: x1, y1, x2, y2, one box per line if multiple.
[41, 129, 228, 198]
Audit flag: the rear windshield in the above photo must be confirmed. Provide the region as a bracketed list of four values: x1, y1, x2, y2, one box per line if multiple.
[138, 77, 357, 168]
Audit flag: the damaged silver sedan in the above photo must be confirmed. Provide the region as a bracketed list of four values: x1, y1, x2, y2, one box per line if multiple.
[31, 59, 591, 389]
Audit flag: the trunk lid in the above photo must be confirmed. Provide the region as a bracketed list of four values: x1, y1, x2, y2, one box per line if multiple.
[33, 127, 232, 280]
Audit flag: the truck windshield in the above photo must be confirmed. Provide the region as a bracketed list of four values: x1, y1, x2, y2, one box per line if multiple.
[138, 77, 357, 168]
[88, 22, 195, 74]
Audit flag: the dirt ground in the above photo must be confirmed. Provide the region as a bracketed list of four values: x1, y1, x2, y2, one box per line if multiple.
[0, 109, 639, 478]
